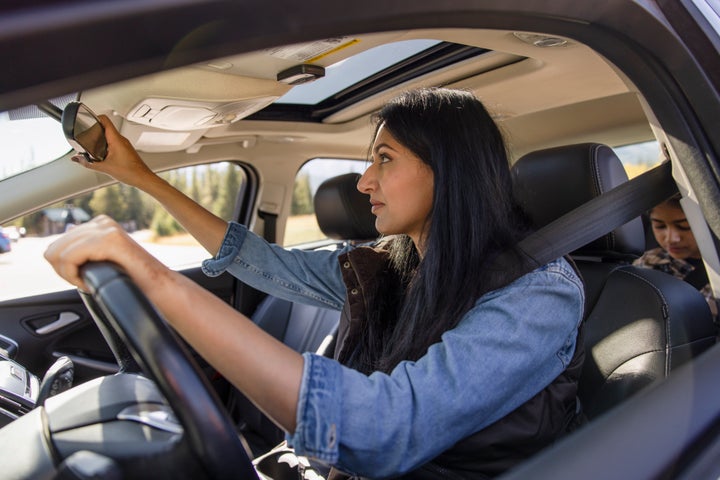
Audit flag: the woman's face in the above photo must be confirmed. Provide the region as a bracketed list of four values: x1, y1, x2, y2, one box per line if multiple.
[357, 124, 434, 249]
[650, 202, 701, 260]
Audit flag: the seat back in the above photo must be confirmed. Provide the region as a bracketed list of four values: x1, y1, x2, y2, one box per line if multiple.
[313, 172, 379, 242]
[512, 143, 716, 419]
[234, 173, 378, 455]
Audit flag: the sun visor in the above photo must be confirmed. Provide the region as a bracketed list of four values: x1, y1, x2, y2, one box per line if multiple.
[127, 96, 278, 131]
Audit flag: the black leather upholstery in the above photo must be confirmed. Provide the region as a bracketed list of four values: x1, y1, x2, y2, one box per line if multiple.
[512, 143, 717, 419]
[314, 172, 379, 241]
[578, 266, 714, 417]
[235, 172, 378, 455]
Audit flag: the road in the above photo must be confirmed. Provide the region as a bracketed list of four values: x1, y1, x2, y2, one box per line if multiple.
[0, 232, 208, 302]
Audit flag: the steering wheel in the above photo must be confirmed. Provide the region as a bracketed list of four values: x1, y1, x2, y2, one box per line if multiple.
[79, 261, 258, 479]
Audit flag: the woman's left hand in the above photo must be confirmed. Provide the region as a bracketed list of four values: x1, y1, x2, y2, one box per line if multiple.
[44, 215, 167, 292]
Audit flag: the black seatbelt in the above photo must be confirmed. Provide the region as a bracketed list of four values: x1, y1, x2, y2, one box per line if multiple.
[513, 161, 678, 269]
[258, 210, 278, 243]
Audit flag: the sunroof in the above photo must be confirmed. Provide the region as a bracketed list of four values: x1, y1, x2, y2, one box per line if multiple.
[274, 39, 442, 105]
[250, 39, 489, 122]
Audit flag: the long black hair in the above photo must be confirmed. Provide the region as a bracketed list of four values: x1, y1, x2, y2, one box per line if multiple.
[353, 88, 533, 373]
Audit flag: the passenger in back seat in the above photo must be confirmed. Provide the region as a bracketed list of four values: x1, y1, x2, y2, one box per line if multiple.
[47, 88, 585, 479]
[634, 193, 718, 322]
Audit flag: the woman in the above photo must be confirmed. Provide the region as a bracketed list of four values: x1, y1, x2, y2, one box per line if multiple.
[45, 88, 585, 478]
[634, 193, 718, 320]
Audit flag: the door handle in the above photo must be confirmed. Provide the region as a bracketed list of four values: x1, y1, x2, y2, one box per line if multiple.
[35, 312, 81, 335]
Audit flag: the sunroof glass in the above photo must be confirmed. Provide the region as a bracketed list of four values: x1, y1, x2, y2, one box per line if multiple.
[274, 39, 442, 105]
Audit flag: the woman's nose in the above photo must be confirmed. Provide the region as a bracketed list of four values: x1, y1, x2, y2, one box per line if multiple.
[357, 164, 375, 193]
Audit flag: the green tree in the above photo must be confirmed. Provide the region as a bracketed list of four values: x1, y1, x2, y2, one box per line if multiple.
[167, 169, 187, 193]
[291, 173, 314, 215]
[191, 168, 201, 202]
[214, 164, 240, 219]
[122, 185, 148, 229]
[89, 185, 127, 219]
[150, 208, 182, 237]
[201, 165, 220, 208]
[20, 211, 44, 235]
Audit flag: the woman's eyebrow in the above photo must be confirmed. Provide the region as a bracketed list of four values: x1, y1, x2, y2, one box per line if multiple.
[373, 142, 395, 154]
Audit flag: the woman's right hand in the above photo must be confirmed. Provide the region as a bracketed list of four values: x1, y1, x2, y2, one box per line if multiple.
[72, 115, 156, 189]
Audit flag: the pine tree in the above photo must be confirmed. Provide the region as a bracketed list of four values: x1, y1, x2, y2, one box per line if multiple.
[123, 185, 147, 230]
[89, 185, 127, 219]
[191, 168, 201, 202]
[291, 173, 314, 215]
[214, 164, 240, 219]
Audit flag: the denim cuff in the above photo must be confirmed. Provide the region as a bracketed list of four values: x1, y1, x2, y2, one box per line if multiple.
[201, 222, 248, 277]
[287, 353, 342, 464]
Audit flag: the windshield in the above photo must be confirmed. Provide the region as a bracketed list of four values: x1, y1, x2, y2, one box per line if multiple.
[0, 98, 75, 181]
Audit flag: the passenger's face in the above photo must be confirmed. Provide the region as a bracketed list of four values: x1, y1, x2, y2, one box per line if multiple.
[650, 202, 701, 260]
[357, 124, 434, 250]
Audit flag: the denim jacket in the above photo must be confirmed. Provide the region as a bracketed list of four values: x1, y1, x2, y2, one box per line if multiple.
[203, 222, 584, 478]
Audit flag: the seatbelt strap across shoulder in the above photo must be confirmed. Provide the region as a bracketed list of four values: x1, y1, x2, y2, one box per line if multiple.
[516, 161, 677, 268]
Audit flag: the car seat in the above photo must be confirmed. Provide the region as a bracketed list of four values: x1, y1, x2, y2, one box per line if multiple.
[232, 172, 378, 456]
[511, 143, 717, 419]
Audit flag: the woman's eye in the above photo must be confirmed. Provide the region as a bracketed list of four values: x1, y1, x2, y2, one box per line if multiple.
[379, 154, 391, 164]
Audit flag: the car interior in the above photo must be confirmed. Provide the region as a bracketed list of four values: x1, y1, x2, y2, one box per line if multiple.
[1, 1, 719, 478]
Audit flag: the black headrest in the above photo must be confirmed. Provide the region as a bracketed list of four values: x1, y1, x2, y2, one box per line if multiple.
[511, 143, 645, 256]
[313, 173, 379, 241]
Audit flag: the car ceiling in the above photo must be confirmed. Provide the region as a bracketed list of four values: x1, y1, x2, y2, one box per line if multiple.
[77, 27, 646, 160]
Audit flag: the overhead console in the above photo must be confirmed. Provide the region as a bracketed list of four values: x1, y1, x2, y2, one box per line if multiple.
[126, 96, 280, 131]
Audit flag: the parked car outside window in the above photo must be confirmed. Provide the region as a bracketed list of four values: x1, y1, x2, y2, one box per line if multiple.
[0, 227, 10, 253]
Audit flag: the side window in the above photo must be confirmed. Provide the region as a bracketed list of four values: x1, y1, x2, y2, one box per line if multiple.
[0, 162, 247, 301]
[613, 140, 662, 178]
[284, 158, 366, 246]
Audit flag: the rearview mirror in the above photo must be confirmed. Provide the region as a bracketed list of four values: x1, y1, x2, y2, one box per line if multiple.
[61, 102, 107, 162]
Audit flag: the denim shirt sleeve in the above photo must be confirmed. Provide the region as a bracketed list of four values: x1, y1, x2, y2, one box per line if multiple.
[201, 222, 349, 310]
[287, 257, 584, 478]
